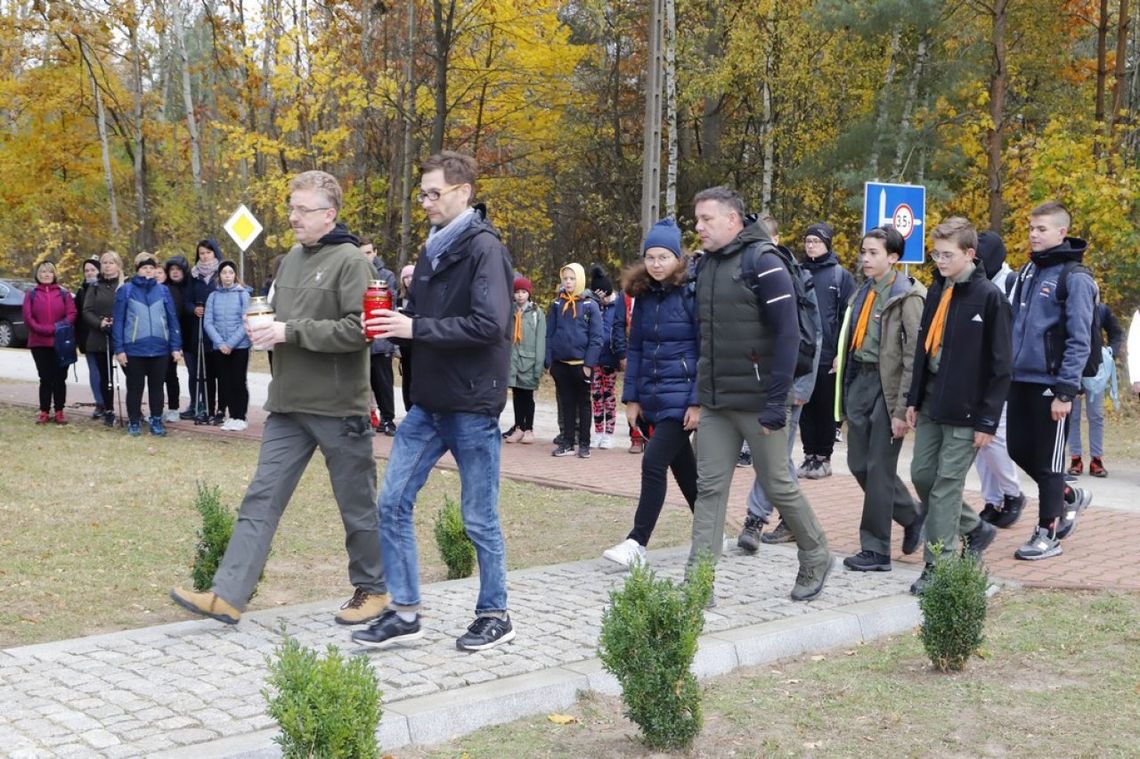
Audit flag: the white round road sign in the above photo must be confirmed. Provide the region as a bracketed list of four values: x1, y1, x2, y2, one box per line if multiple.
[892, 204, 915, 239]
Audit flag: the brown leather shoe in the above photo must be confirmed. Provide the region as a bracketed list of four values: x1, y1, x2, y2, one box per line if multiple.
[170, 587, 240, 624]
[335, 588, 389, 625]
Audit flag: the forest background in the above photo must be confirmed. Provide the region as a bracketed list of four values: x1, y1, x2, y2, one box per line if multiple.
[2, 0, 1139, 311]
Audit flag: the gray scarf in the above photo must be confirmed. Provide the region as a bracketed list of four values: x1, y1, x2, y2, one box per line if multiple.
[424, 207, 477, 270]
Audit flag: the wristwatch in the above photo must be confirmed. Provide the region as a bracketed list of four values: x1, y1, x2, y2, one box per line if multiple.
[1055, 393, 1073, 403]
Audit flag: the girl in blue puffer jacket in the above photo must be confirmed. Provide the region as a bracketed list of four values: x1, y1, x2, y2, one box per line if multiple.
[602, 219, 699, 567]
[204, 260, 252, 431]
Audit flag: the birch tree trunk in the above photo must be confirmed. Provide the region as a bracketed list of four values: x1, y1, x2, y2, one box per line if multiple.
[82, 39, 121, 237]
[663, 0, 678, 220]
[173, 0, 204, 221]
[985, 0, 1009, 233]
[759, 3, 777, 214]
[399, 0, 416, 266]
[128, 0, 151, 250]
[892, 33, 929, 180]
[868, 26, 900, 180]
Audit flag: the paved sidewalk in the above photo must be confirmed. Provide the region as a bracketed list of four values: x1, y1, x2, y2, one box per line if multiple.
[2, 353, 1139, 756]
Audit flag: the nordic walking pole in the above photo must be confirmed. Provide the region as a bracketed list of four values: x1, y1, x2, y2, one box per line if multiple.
[195, 307, 207, 424]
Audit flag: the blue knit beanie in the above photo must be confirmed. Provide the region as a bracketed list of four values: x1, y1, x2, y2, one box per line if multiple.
[642, 218, 682, 258]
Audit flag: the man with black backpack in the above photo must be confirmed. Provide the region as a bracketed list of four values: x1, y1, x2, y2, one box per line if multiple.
[687, 186, 831, 603]
[1007, 201, 1096, 560]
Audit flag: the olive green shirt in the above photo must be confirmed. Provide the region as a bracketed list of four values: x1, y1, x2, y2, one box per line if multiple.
[853, 271, 897, 364]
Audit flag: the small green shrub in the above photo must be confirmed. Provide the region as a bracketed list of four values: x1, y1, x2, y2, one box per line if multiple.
[433, 495, 475, 579]
[598, 556, 713, 750]
[263, 635, 382, 759]
[191, 482, 235, 592]
[919, 548, 989, 672]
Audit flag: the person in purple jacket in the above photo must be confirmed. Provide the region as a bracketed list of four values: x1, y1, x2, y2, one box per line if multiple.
[23, 261, 77, 424]
[603, 219, 699, 567]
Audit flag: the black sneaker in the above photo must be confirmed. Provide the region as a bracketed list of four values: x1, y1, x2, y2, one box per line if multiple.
[989, 492, 1025, 529]
[456, 615, 515, 651]
[381, 420, 398, 437]
[760, 519, 795, 544]
[553, 434, 566, 446]
[179, 407, 197, 420]
[737, 515, 764, 553]
[902, 508, 925, 556]
[910, 563, 934, 596]
[552, 444, 575, 457]
[963, 520, 996, 559]
[577, 445, 591, 459]
[736, 450, 752, 468]
[978, 501, 1001, 524]
[351, 610, 424, 649]
[1055, 486, 1092, 540]
[842, 550, 892, 572]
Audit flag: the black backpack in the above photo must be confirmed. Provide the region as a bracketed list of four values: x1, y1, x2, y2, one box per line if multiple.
[1012, 261, 1102, 379]
[739, 243, 821, 379]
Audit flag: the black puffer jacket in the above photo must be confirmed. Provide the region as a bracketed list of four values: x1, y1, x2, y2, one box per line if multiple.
[404, 205, 514, 415]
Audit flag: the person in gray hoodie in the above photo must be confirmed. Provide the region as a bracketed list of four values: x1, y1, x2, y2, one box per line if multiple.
[1006, 201, 1096, 561]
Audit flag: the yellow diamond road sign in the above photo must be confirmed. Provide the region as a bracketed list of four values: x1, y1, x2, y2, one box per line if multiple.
[224, 205, 263, 252]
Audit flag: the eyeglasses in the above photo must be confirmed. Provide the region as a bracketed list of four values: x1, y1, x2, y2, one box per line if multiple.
[644, 255, 676, 265]
[285, 205, 333, 216]
[803, 237, 824, 245]
[928, 250, 962, 262]
[416, 184, 465, 203]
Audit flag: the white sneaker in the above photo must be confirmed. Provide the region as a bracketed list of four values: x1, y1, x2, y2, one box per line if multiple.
[602, 538, 646, 567]
[228, 419, 248, 432]
[162, 410, 181, 423]
[219, 418, 236, 431]
[597, 433, 614, 449]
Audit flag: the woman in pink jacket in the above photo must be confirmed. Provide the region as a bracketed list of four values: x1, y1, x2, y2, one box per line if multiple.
[22, 261, 77, 424]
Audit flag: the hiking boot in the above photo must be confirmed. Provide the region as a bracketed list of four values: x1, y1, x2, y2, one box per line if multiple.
[1055, 486, 1092, 540]
[790, 558, 832, 601]
[456, 615, 515, 652]
[351, 609, 423, 649]
[602, 538, 647, 567]
[127, 421, 142, 436]
[211, 413, 226, 426]
[520, 429, 535, 444]
[842, 550, 891, 572]
[795, 456, 817, 478]
[761, 519, 795, 544]
[902, 508, 926, 556]
[597, 432, 614, 449]
[162, 409, 181, 423]
[910, 564, 934, 596]
[381, 420, 398, 437]
[1067, 456, 1083, 476]
[989, 492, 1025, 529]
[179, 407, 197, 420]
[1014, 525, 1063, 560]
[103, 411, 115, 428]
[805, 457, 832, 479]
[148, 416, 167, 436]
[53, 410, 67, 425]
[553, 434, 566, 446]
[170, 587, 240, 625]
[335, 588, 389, 625]
[963, 520, 996, 559]
[91, 405, 106, 419]
[1089, 457, 1107, 478]
[628, 439, 644, 454]
[737, 515, 765, 553]
[552, 444, 575, 457]
[737, 450, 752, 468]
[503, 427, 524, 443]
[577, 444, 591, 459]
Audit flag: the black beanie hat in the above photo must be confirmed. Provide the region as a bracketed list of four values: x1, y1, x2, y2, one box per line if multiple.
[590, 264, 613, 295]
[976, 231, 1007, 280]
[805, 222, 834, 252]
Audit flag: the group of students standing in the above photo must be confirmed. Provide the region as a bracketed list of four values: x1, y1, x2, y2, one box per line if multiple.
[23, 240, 253, 435]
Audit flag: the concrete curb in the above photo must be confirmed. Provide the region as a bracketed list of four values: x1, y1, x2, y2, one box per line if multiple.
[154, 593, 923, 757]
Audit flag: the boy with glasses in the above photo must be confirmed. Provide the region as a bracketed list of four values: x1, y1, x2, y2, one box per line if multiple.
[905, 217, 1009, 594]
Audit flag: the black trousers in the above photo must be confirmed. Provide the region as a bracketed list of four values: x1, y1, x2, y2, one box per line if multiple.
[370, 352, 396, 423]
[92, 348, 115, 411]
[163, 357, 180, 410]
[800, 362, 838, 458]
[1007, 381, 1068, 525]
[398, 348, 413, 414]
[551, 361, 592, 447]
[216, 349, 250, 420]
[125, 355, 169, 422]
[628, 418, 697, 546]
[31, 347, 67, 413]
[511, 387, 536, 431]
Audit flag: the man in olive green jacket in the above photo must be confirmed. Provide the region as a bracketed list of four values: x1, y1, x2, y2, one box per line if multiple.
[171, 170, 387, 627]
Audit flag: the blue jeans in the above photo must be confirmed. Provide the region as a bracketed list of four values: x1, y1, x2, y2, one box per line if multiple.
[378, 405, 509, 615]
[85, 352, 103, 405]
[1067, 387, 1104, 457]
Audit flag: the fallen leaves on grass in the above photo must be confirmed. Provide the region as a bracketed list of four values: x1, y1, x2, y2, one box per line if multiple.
[547, 714, 578, 725]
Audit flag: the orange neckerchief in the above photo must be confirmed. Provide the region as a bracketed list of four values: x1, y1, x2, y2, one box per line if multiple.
[852, 272, 895, 351]
[560, 293, 579, 318]
[924, 284, 954, 356]
[513, 308, 523, 343]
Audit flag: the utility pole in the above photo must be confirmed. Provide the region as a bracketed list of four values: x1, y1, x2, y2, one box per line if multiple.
[640, 0, 665, 239]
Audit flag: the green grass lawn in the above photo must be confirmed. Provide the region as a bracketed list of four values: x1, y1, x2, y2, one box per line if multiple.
[402, 588, 1140, 758]
[0, 403, 690, 648]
